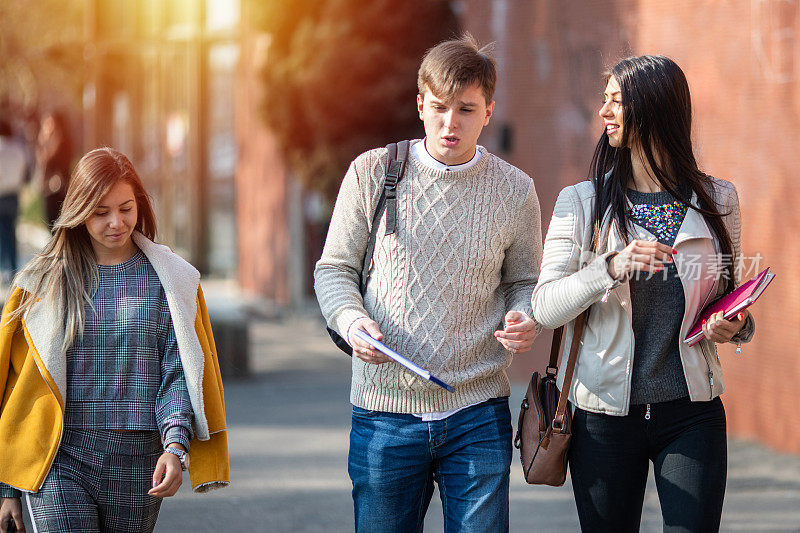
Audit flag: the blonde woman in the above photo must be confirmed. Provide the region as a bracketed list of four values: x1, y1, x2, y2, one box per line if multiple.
[0, 148, 229, 533]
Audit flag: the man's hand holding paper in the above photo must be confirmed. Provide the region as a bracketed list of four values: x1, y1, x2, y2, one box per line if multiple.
[348, 317, 392, 364]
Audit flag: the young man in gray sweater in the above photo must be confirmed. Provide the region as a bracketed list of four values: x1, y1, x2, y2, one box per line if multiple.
[314, 35, 542, 532]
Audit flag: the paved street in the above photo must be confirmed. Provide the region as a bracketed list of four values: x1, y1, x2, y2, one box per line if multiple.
[152, 315, 800, 532]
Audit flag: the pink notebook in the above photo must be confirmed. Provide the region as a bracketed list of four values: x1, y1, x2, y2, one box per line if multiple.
[684, 267, 775, 346]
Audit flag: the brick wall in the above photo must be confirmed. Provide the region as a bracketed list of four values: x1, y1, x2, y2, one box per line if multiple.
[235, 28, 291, 304]
[461, 0, 800, 453]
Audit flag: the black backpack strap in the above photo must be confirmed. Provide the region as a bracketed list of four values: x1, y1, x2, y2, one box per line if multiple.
[384, 140, 409, 236]
[358, 140, 409, 292]
[329, 141, 409, 356]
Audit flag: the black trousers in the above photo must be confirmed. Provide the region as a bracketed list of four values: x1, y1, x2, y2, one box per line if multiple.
[569, 396, 727, 533]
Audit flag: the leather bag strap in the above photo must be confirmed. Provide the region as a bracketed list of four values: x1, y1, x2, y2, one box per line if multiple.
[553, 310, 588, 431]
[550, 197, 595, 427]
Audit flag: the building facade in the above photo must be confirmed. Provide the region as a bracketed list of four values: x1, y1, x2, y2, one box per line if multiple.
[83, 0, 239, 276]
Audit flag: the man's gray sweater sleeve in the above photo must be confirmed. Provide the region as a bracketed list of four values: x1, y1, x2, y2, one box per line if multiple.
[314, 157, 373, 342]
[502, 180, 543, 331]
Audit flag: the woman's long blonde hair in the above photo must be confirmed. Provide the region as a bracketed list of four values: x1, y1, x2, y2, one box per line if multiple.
[12, 147, 157, 352]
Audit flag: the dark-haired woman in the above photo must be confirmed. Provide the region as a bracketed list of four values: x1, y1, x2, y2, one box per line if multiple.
[0, 148, 229, 533]
[532, 55, 755, 532]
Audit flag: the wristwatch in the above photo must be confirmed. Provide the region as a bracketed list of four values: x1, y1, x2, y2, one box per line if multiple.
[165, 446, 190, 471]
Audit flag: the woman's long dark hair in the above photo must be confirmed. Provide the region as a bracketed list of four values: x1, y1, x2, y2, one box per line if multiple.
[589, 55, 735, 293]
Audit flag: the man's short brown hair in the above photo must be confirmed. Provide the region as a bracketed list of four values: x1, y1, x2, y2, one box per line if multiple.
[417, 33, 497, 105]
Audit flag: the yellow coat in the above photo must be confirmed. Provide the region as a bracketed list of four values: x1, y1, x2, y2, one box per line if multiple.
[0, 233, 229, 493]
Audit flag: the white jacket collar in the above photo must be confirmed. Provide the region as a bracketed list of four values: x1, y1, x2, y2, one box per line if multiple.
[672, 192, 714, 247]
[21, 232, 212, 440]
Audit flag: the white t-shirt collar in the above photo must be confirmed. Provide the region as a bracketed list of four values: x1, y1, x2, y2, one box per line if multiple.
[411, 139, 482, 172]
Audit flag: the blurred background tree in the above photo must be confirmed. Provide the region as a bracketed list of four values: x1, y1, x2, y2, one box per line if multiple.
[255, 0, 459, 200]
[0, 0, 84, 113]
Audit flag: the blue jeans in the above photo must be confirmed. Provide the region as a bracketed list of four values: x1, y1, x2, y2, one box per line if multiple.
[569, 396, 727, 532]
[348, 397, 512, 533]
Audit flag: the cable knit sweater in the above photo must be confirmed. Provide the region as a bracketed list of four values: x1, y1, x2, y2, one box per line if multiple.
[314, 140, 542, 413]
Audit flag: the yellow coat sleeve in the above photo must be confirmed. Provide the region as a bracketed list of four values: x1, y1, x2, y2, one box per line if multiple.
[187, 285, 231, 492]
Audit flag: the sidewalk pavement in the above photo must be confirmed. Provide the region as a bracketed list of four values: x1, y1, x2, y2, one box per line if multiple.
[153, 312, 800, 533]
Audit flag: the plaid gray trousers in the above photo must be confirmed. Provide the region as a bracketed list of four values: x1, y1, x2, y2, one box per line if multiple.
[26, 428, 163, 533]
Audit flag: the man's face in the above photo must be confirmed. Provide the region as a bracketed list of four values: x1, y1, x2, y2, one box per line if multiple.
[417, 84, 494, 166]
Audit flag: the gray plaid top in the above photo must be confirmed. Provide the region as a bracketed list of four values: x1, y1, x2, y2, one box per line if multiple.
[1, 251, 194, 499]
[63, 250, 194, 447]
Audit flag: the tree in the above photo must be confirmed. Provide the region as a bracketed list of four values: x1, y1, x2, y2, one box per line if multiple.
[256, 0, 459, 199]
[0, 0, 84, 113]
